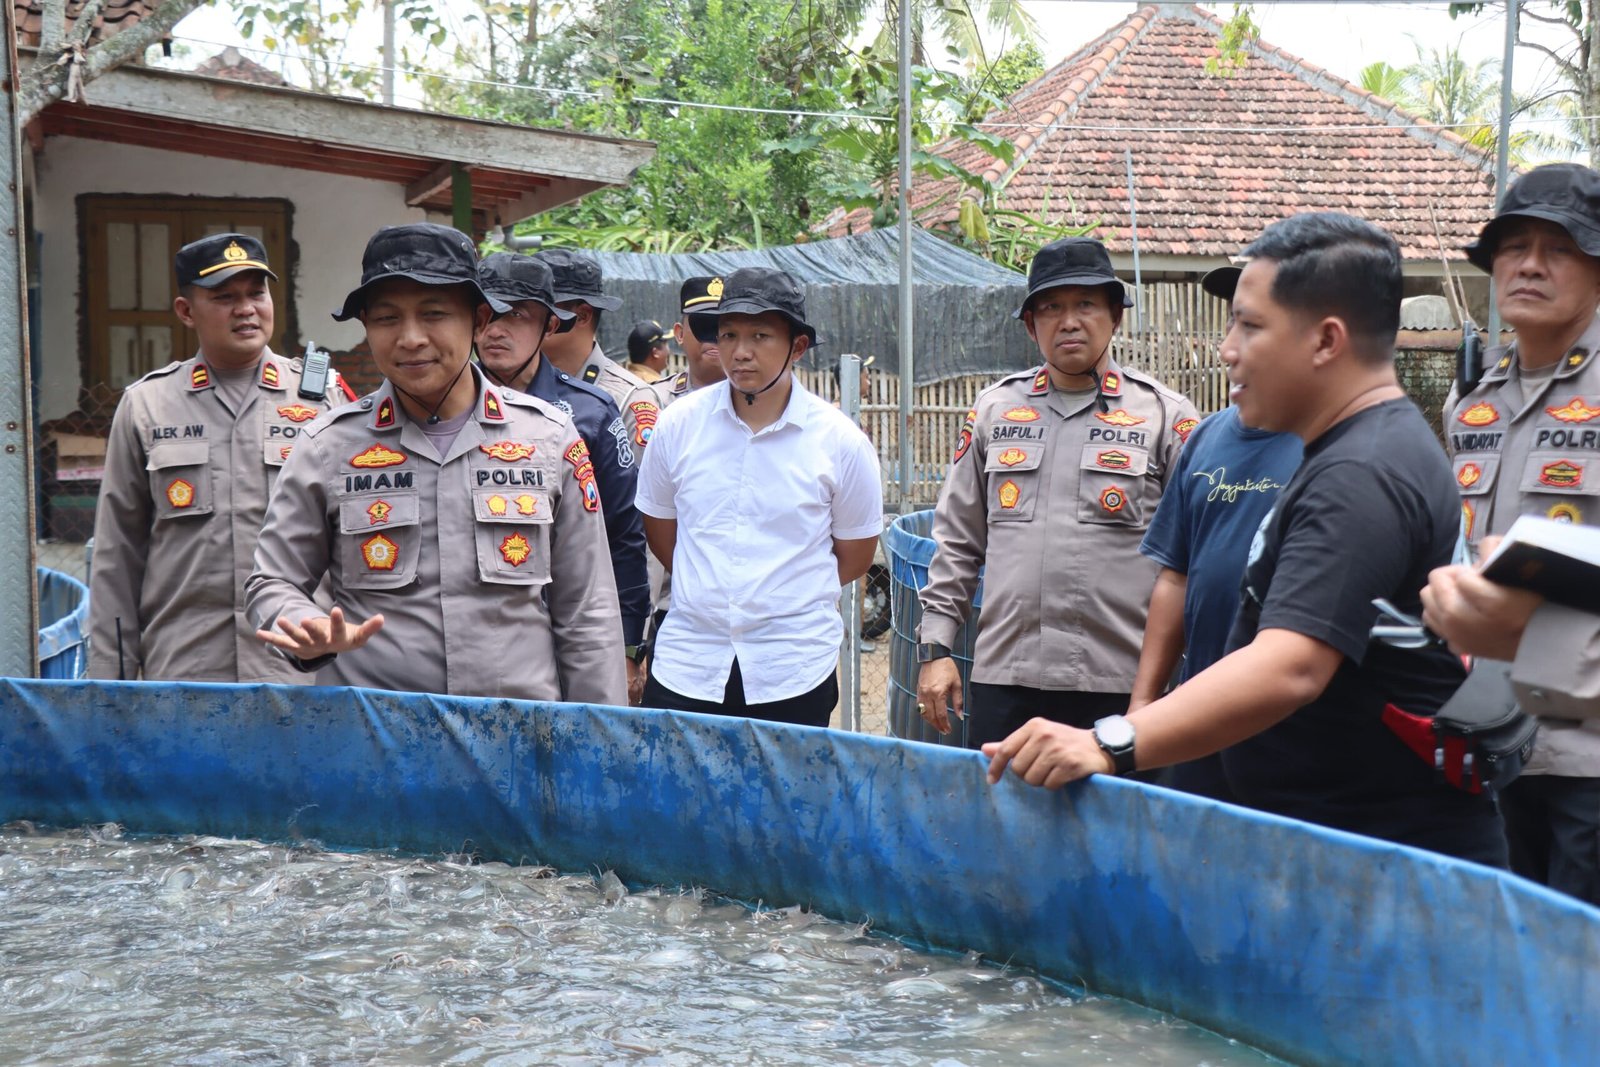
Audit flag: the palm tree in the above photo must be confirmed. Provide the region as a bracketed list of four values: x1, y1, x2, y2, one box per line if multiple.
[1359, 61, 1410, 104]
[873, 0, 1039, 68]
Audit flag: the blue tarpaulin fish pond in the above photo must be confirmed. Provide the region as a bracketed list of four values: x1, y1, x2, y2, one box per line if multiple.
[0, 679, 1594, 1066]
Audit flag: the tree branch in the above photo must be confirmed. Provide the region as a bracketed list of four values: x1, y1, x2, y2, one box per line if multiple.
[20, 0, 205, 125]
[37, 0, 69, 56]
[1516, 31, 1581, 81]
[65, 0, 106, 48]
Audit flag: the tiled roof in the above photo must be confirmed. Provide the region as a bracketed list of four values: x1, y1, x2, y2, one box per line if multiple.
[15, 0, 156, 48]
[192, 46, 288, 87]
[833, 4, 1497, 261]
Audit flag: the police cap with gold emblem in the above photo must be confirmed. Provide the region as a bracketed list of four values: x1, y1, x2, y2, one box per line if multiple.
[1015, 237, 1133, 318]
[1467, 163, 1600, 272]
[680, 275, 724, 316]
[477, 252, 577, 332]
[175, 233, 277, 289]
[333, 222, 509, 322]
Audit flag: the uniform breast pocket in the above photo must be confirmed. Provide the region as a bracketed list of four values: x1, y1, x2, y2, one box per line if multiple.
[985, 442, 1044, 522]
[471, 487, 553, 585]
[337, 493, 422, 589]
[147, 441, 214, 520]
[1518, 452, 1600, 520]
[1076, 444, 1153, 526]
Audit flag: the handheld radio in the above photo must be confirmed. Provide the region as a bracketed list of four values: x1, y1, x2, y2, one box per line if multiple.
[298, 342, 332, 401]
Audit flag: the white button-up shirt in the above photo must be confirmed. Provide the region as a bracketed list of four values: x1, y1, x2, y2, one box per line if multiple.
[636, 377, 883, 703]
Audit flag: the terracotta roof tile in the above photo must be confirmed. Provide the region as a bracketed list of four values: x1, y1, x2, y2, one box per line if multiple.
[831, 4, 1497, 260]
[15, 0, 156, 49]
[192, 46, 289, 87]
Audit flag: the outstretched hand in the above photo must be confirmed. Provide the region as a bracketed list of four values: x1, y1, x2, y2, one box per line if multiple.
[256, 606, 384, 661]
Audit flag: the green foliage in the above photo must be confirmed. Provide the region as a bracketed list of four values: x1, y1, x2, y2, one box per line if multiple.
[981, 39, 1045, 102]
[1205, 3, 1260, 78]
[233, 0, 444, 96]
[1360, 61, 1411, 103]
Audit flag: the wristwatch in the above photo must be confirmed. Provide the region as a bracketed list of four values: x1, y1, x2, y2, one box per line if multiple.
[625, 644, 647, 664]
[916, 642, 952, 663]
[1092, 714, 1138, 776]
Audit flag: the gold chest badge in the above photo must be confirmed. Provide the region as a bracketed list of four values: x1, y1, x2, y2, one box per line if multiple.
[361, 534, 398, 571]
[1094, 408, 1145, 427]
[997, 480, 1021, 510]
[166, 479, 195, 508]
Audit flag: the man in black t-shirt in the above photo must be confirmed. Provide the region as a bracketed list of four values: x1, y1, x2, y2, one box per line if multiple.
[982, 213, 1506, 867]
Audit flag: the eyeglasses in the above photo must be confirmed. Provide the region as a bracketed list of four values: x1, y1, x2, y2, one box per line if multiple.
[1370, 598, 1447, 650]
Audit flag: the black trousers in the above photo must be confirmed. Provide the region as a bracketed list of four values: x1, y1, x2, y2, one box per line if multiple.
[1500, 773, 1600, 907]
[643, 657, 838, 729]
[964, 683, 1130, 750]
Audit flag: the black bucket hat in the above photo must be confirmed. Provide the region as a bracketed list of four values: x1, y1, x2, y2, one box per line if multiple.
[1466, 163, 1600, 273]
[478, 252, 577, 332]
[1200, 259, 1246, 301]
[535, 248, 622, 311]
[710, 266, 821, 348]
[333, 223, 508, 322]
[176, 233, 278, 289]
[1014, 236, 1132, 318]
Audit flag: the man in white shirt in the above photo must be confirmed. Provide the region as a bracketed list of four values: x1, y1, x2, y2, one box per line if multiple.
[635, 267, 884, 726]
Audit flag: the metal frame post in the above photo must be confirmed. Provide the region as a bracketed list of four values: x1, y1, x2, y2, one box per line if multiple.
[839, 353, 863, 733]
[1487, 0, 1517, 344]
[1, 5, 40, 675]
[896, 3, 914, 513]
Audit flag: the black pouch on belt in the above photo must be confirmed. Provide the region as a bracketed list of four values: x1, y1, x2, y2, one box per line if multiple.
[1382, 662, 1538, 795]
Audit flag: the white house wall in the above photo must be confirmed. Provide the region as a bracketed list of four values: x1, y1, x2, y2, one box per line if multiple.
[32, 136, 432, 421]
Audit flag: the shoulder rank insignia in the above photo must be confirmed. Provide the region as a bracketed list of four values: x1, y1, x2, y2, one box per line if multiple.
[953, 409, 977, 462]
[166, 479, 195, 508]
[1099, 486, 1127, 513]
[350, 444, 406, 469]
[361, 534, 398, 571]
[1461, 501, 1475, 540]
[1497, 355, 1512, 371]
[1570, 352, 1586, 368]
[997, 479, 1021, 510]
[1456, 462, 1482, 490]
[1029, 368, 1049, 395]
[1548, 501, 1582, 523]
[582, 365, 600, 384]
[1101, 371, 1122, 395]
[367, 500, 392, 525]
[277, 404, 318, 423]
[261, 362, 281, 388]
[375, 397, 396, 429]
[483, 391, 506, 421]
[481, 440, 536, 462]
[1457, 402, 1499, 427]
[499, 532, 532, 567]
[1539, 459, 1584, 489]
[997, 447, 1028, 467]
[190, 365, 211, 390]
[1002, 406, 1041, 423]
[630, 400, 660, 446]
[565, 439, 600, 512]
[1097, 450, 1132, 470]
[1095, 408, 1145, 427]
[1172, 417, 1198, 443]
[1546, 397, 1600, 424]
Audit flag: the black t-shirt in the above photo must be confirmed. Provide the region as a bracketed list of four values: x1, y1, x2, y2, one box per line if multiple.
[1220, 398, 1504, 866]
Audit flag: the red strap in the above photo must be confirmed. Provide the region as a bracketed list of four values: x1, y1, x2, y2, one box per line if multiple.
[337, 373, 358, 403]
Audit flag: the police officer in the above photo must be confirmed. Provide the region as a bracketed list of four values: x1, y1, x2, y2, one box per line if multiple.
[89, 233, 350, 682]
[245, 223, 625, 704]
[476, 251, 651, 702]
[536, 248, 661, 458]
[1446, 162, 1600, 904]
[916, 237, 1199, 748]
[625, 319, 671, 383]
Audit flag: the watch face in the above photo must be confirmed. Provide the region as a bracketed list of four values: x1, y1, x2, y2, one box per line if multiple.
[1095, 715, 1135, 750]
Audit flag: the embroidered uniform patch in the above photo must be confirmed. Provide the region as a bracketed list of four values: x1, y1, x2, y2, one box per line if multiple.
[1094, 408, 1145, 427]
[1458, 403, 1499, 427]
[1029, 369, 1049, 395]
[1461, 501, 1475, 540]
[1172, 417, 1198, 443]
[375, 397, 396, 428]
[1101, 371, 1121, 394]
[1549, 501, 1583, 523]
[1539, 460, 1583, 488]
[279, 446, 293, 461]
[515, 494, 538, 516]
[261, 362, 280, 388]
[350, 444, 406, 469]
[952, 409, 977, 462]
[1456, 462, 1483, 489]
[997, 480, 1021, 510]
[565, 440, 599, 513]
[1545, 397, 1600, 423]
[483, 392, 505, 421]
[500, 532, 532, 567]
[997, 447, 1028, 467]
[1096, 450, 1132, 470]
[361, 534, 398, 571]
[367, 500, 392, 525]
[166, 479, 195, 508]
[480, 441, 536, 462]
[1100, 486, 1127, 513]
[191, 366, 210, 389]
[630, 400, 660, 446]
[487, 495, 509, 516]
[1002, 406, 1041, 423]
[277, 404, 318, 423]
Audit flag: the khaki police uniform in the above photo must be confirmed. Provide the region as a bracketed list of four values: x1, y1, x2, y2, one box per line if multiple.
[89, 350, 344, 682]
[639, 369, 695, 613]
[244, 371, 626, 704]
[582, 343, 659, 455]
[1446, 315, 1600, 764]
[919, 360, 1199, 691]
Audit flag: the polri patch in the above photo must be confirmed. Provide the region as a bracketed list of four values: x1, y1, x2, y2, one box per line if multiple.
[1461, 501, 1475, 540]
[997, 480, 1021, 510]
[1546, 397, 1600, 424]
[277, 404, 318, 423]
[997, 447, 1028, 467]
[362, 534, 398, 571]
[514, 493, 538, 516]
[1539, 459, 1584, 488]
[486, 494, 509, 516]
[1456, 462, 1483, 489]
[1099, 486, 1127, 513]
[500, 532, 532, 567]
[1096, 450, 1132, 470]
[952, 408, 976, 462]
[1002, 406, 1041, 423]
[1458, 402, 1499, 427]
[166, 479, 195, 508]
[350, 444, 406, 469]
[1549, 501, 1582, 523]
[1172, 417, 1198, 443]
[481, 440, 536, 462]
[1095, 408, 1145, 427]
[565, 439, 599, 513]
[630, 400, 660, 446]
[367, 500, 392, 525]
